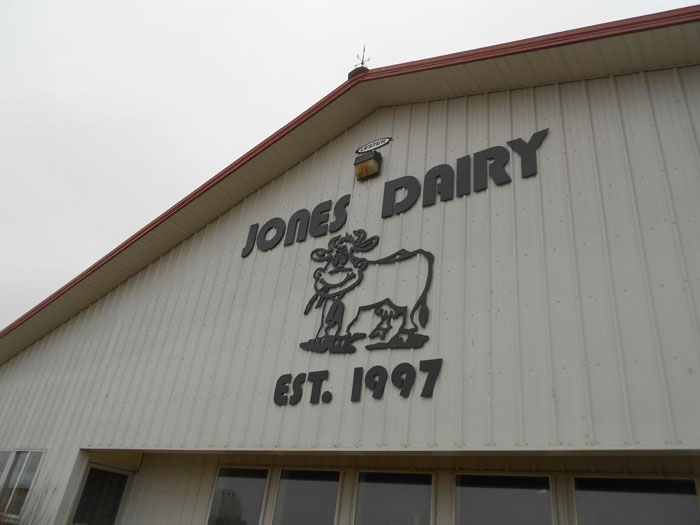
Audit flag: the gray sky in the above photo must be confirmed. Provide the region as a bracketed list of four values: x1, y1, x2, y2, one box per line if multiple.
[0, 0, 694, 330]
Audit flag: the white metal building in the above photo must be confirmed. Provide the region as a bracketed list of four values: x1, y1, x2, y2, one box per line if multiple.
[1, 6, 700, 524]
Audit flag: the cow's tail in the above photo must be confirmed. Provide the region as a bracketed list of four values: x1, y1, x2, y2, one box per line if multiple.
[411, 250, 434, 328]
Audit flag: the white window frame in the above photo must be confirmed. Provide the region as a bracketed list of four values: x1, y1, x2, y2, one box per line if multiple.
[0, 449, 44, 524]
[205, 466, 272, 525]
[206, 464, 700, 525]
[69, 461, 135, 525]
[350, 470, 435, 525]
[261, 468, 344, 525]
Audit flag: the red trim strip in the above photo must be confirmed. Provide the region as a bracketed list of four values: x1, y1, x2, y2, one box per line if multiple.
[361, 4, 700, 79]
[3, 5, 700, 339]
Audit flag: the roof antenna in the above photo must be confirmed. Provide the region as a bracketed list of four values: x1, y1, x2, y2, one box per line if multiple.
[348, 45, 370, 80]
[355, 45, 370, 68]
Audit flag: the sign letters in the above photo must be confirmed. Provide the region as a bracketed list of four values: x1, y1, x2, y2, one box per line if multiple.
[241, 195, 350, 257]
[356, 137, 392, 154]
[263, 128, 549, 406]
[244, 128, 548, 257]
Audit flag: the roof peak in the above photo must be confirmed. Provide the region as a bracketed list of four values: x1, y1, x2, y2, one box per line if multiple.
[2, 4, 700, 364]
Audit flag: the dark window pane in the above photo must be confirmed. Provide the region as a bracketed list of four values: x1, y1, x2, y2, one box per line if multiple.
[4, 451, 42, 516]
[272, 470, 339, 525]
[0, 452, 27, 513]
[456, 475, 551, 525]
[0, 451, 11, 514]
[207, 468, 267, 525]
[575, 478, 700, 525]
[73, 467, 129, 525]
[355, 472, 431, 525]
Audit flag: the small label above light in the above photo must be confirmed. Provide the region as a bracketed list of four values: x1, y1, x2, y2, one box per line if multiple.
[356, 137, 392, 154]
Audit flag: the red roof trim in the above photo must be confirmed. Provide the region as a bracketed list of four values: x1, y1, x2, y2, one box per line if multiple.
[361, 4, 700, 79]
[3, 4, 700, 339]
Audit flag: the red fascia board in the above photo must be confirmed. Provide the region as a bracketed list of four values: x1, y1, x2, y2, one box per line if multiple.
[361, 4, 700, 80]
[2, 4, 700, 340]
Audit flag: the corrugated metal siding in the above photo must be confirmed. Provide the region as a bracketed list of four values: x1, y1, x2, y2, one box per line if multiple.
[4, 21, 700, 364]
[1, 66, 699, 522]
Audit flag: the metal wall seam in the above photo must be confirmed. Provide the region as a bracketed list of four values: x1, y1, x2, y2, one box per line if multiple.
[209, 190, 265, 448]
[167, 219, 229, 448]
[647, 67, 700, 441]
[145, 224, 210, 448]
[249, 170, 317, 450]
[122, 244, 188, 449]
[108, 253, 169, 448]
[183, 204, 242, 448]
[133, 221, 206, 448]
[442, 96, 468, 447]
[616, 71, 681, 445]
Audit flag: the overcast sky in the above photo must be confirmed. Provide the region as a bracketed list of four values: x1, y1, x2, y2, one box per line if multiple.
[0, 0, 695, 330]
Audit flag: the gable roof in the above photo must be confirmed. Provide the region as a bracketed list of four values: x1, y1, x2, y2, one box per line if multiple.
[2, 5, 700, 364]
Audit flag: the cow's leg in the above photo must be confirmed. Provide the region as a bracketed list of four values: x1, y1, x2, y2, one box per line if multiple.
[385, 327, 429, 349]
[304, 298, 361, 354]
[369, 303, 405, 339]
[323, 299, 344, 336]
[314, 302, 329, 339]
[301, 299, 346, 353]
[366, 304, 429, 350]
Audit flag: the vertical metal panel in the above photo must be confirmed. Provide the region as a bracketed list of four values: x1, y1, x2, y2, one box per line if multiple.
[614, 71, 687, 446]
[1, 66, 699, 522]
[550, 476, 577, 525]
[335, 471, 358, 525]
[510, 86, 558, 447]
[118, 453, 218, 524]
[433, 471, 455, 525]
[259, 469, 280, 525]
[462, 92, 492, 447]
[488, 90, 521, 448]
[438, 96, 468, 448]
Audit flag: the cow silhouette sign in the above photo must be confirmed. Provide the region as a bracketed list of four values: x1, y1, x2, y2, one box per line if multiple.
[301, 229, 434, 354]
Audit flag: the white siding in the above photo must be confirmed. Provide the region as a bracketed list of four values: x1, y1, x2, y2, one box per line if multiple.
[1, 66, 699, 522]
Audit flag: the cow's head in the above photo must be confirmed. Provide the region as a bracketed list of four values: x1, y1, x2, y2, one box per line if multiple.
[310, 230, 379, 296]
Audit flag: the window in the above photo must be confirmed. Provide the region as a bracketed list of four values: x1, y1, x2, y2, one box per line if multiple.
[354, 472, 432, 525]
[207, 468, 268, 525]
[456, 475, 552, 524]
[272, 470, 339, 525]
[575, 477, 700, 525]
[0, 450, 43, 524]
[72, 466, 130, 525]
[205, 465, 700, 525]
